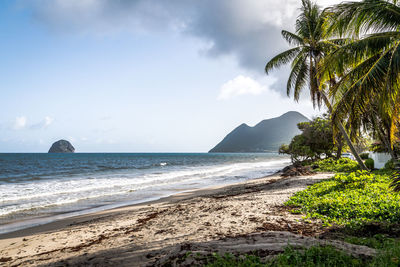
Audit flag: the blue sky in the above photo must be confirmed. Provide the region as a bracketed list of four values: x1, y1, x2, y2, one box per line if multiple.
[0, 0, 339, 152]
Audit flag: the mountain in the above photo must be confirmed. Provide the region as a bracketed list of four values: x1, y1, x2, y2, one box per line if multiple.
[209, 111, 309, 153]
[48, 140, 75, 153]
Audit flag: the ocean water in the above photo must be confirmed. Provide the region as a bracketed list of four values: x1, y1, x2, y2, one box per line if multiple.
[0, 153, 289, 234]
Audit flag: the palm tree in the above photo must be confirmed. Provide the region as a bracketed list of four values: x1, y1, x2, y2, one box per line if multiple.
[323, 0, 400, 154]
[348, 100, 397, 160]
[265, 0, 368, 169]
[323, 0, 400, 187]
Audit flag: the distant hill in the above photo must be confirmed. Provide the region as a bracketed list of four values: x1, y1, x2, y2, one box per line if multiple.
[209, 111, 309, 153]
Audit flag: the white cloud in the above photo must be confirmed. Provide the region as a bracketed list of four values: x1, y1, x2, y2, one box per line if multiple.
[43, 116, 54, 127]
[14, 116, 27, 130]
[30, 116, 54, 129]
[218, 75, 275, 100]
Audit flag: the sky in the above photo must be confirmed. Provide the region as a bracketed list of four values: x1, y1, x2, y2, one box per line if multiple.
[0, 0, 342, 152]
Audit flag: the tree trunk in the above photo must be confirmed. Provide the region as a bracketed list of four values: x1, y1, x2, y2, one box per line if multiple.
[336, 135, 343, 160]
[337, 122, 368, 170]
[321, 93, 368, 170]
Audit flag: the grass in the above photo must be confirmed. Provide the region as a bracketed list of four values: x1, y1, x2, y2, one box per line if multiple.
[180, 246, 364, 267]
[204, 253, 264, 267]
[266, 246, 363, 267]
[200, 243, 400, 266]
[344, 234, 396, 249]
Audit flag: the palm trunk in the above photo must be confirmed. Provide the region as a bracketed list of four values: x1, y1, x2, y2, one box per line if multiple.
[321, 93, 368, 170]
[337, 122, 368, 170]
[335, 135, 343, 160]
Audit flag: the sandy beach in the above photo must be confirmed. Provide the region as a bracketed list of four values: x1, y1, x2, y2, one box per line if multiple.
[1, 171, 367, 267]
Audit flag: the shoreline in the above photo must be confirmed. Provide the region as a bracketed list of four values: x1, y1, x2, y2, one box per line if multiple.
[0, 171, 281, 239]
[0, 171, 334, 266]
[0, 156, 290, 237]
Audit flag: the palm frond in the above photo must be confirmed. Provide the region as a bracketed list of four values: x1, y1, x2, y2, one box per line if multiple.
[281, 30, 304, 46]
[287, 51, 307, 97]
[326, 0, 400, 37]
[390, 158, 400, 192]
[293, 59, 309, 102]
[265, 47, 301, 74]
[323, 32, 395, 72]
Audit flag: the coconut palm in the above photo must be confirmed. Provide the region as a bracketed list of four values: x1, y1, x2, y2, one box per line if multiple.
[323, 0, 400, 187]
[265, 0, 368, 169]
[323, 0, 400, 151]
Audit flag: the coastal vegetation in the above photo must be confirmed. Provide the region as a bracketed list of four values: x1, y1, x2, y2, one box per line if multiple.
[204, 0, 400, 265]
[279, 115, 342, 163]
[313, 157, 359, 172]
[267, 0, 400, 183]
[201, 159, 400, 266]
[283, 162, 400, 266]
[196, 242, 400, 266]
[287, 169, 400, 225]
[264, 0, 369, 170]
[197, 246, 365, 266]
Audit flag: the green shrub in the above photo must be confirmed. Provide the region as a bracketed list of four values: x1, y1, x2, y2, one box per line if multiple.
[365, 158, 374, 170]
[286, 171, 400, 225]
[384, 159, 395, 170]
[360, 153, 369, 160]
[313, 158, 359, 172]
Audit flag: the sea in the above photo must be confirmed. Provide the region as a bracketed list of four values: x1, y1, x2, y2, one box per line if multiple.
[0, 153, 290, 234]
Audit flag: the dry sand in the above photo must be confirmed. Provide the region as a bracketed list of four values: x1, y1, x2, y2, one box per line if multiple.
[0, 172, 375, 266]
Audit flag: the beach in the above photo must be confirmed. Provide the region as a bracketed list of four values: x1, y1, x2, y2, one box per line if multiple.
[0, 171, 343, 266]
[3, 0, 400, 265]
[0, 153, 290, 234]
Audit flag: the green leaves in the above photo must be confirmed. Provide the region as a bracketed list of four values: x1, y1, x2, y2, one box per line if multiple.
[281, 30, 304, 46]
[264, 0, 328, 107]
[390, 167, 400, 191]
[279, 116, 341, 163]
[325, 0, 400, 37]
[286, 170, 400, 225]
[323, 0, 400, 150]
[264, 47, 302, 75]
[314, 158, 360, 172]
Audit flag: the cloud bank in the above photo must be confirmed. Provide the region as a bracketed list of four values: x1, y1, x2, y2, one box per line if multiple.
[24, 1, 297, 81]
[22, 0, 341, 95]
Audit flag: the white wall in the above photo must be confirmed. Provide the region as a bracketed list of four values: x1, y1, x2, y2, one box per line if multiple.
[369, 152, 392, 169]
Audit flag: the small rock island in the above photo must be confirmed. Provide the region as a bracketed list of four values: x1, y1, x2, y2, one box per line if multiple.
[48, 140, 75, 153]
